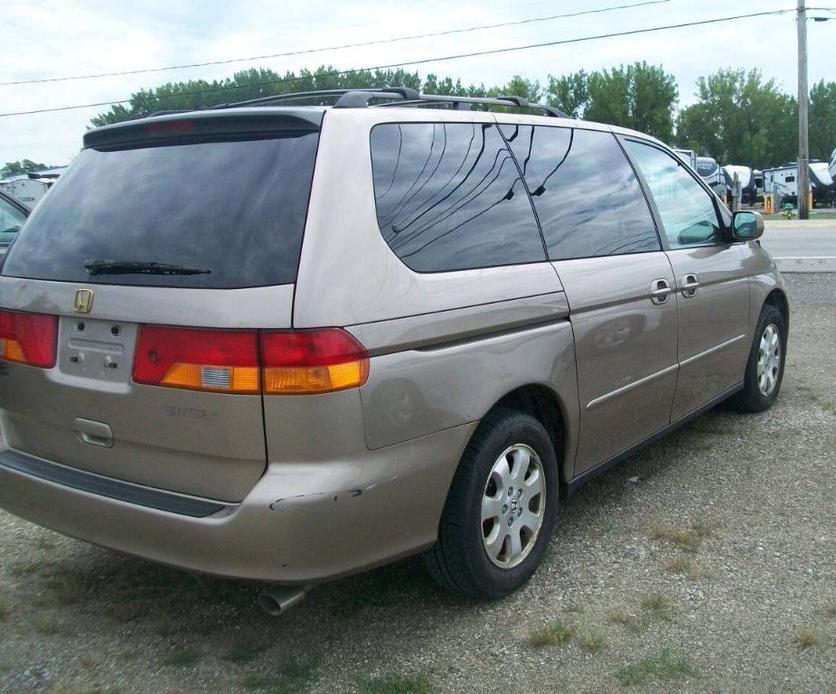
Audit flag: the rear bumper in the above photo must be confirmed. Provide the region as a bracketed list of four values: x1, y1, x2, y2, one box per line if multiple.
[0, 423, 475, 583]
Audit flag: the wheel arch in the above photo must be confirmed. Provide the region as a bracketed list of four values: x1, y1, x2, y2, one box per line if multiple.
[764, 288, 789, 332]
[488, 384, 573, 486]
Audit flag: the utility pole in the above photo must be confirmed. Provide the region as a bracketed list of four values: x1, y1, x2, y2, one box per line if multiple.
[797, 0, 810, 220]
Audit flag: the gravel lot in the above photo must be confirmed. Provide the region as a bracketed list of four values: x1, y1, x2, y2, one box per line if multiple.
[1, 274, 833, 693]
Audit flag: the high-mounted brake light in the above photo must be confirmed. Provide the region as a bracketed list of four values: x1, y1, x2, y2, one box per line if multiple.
[131, 326, 369, 395]
[0, 309, 58, 368]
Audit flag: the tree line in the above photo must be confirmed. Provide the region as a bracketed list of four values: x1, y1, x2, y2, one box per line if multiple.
[5, 63, 834, 175]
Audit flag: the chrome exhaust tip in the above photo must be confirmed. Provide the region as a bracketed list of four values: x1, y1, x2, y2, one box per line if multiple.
[257, 585, 307, 616]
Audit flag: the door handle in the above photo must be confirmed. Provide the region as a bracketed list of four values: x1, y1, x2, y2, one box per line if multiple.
[681, 274, 700, 298]
[650, 278, 672, 305]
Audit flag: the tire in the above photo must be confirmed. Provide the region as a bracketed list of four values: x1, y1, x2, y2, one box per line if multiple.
[730, 304, 787, 413]
[424, 408, 559, 599]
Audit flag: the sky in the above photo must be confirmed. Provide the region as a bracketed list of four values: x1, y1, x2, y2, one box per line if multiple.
[1, 0, 833, 166]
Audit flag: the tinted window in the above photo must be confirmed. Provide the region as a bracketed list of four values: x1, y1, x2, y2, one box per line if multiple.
[501, 125, 660, 260]
[0, 196, 27, 247]
[370, 123, 545, 272]
[625, 140, 722, 248]
[3, 133, 319, 288]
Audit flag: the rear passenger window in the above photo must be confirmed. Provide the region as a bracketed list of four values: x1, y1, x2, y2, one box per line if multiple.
[370, 123, 545, 272]
[500, 125, 660, 260]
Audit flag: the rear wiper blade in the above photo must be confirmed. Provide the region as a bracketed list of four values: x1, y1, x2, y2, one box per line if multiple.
[84, 259, 211, 276]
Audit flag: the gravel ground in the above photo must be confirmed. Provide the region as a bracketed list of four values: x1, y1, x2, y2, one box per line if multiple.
[0, 274, 833, 693]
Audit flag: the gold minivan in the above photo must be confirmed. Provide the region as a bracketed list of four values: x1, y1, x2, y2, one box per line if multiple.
[0, 89, 787, 609]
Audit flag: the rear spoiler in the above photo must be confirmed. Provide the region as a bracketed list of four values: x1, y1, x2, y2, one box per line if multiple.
[84, 109, 323, 151]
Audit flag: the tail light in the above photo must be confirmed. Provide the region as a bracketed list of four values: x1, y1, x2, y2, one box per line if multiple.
[261, 330, 369, 395]
[0, 309, 58, 368]
[133, 327, 260, 394]
[132, 326, 369, 395]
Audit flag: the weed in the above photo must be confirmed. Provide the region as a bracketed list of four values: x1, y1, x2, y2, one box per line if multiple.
[31, 612, 62, 636]
[358, 672, 434, 694]
[615, 649, 699, 686]
[223, 638, 268, 665]
[824, 603, 836, 619]
[105, 602, 144, 624]
[8, 560, 45, 578]
[577, 629, 606, 653]
[652, 520, 713, 552]
[640, 594, 674, 622]
[607, 610, 641, 632]
[241, 655, 320, 692]
[0, 601, 9, 621]
[527, 619, 576, 648]
[44, 569, 96, 606]
[793, 628, 822, 650]
[664, 558, 706, 579]
[162, 647, 200, 667]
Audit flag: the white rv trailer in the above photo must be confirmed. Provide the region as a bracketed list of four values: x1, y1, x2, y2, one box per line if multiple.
[673, 148, 697, 171]
[0, 178, 51, 206]
[695, 156, 726, 196]
[763, 162, 835, 207]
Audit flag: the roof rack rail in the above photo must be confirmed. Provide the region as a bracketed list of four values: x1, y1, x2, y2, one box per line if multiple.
[207, 88, 568, 118]
[373, 93, 567, 118]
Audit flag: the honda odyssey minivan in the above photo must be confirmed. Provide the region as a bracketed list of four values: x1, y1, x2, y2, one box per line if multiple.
[0, 88, 787, 606]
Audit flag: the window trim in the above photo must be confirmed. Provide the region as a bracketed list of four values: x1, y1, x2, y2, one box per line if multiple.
[496, 122, 664, 261]
[619, 135, 736, 251]
[367, 120, 548, 275]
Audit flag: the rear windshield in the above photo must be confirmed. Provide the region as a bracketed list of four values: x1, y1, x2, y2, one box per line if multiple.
[2, 132, 319, 288]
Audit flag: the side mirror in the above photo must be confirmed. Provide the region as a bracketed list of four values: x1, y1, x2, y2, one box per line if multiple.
[732, 210, 764, 241]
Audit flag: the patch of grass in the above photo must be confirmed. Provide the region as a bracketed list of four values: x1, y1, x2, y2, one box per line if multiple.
[651, 520, 713, 552]
[31, 612, 63, 636]
[358, 672, 434, 694]
[607, 610, 641, 632]
[153, 615, 179, 637]
[44, 569, 96, 606]
[0, 601, 9, 621]
[223, 638, 268, 665]
[824, 603, 836, 619]
[104, 601, 144, 624]
[162, 647, 200, 667]
[241, 655, 320, 692]
[615, 648, 699, 687]
[577, 629, 606, 653]
[0, 663, 10, 675]
[640, 594, 674, 623]
[527, 619, 576, 648]
[35, 536, 56, 551]
[8, 560, 46, 577]
[793, 627, 823, 650]
[688, 418, 737, 436]
[664, 558, 706, 580]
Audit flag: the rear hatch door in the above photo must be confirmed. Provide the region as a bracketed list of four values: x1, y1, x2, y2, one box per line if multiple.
[0, 111, 321, 502]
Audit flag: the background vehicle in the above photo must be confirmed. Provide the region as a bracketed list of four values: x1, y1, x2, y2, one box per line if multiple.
[722, 165, 762, 206]
[695, 156, 726, 197]
[764, 162, 836, 207]
[673, 147, 697, 170]
[0, 188, 29, 257]
[0, 89, 788, 605]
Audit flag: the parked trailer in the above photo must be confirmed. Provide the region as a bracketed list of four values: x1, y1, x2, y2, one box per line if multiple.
[722, 165, 762, 206]
[673, 148, 697, 170]
[763, 163, 836, 208]
[0, 178, 51, 206]
[695, 156, 726, 197]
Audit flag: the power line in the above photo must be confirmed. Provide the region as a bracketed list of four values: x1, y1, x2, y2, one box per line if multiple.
[0, 8, 822, 119]
[1, 0, 671, 87]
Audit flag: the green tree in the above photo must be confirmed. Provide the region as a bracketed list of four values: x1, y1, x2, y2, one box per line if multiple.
[809, 79, 836, 162]
[0, 159, 52, 178]
[544, 62, 677, 140]
[545, 70, 588, 119]
[675, 68, 796, 168]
